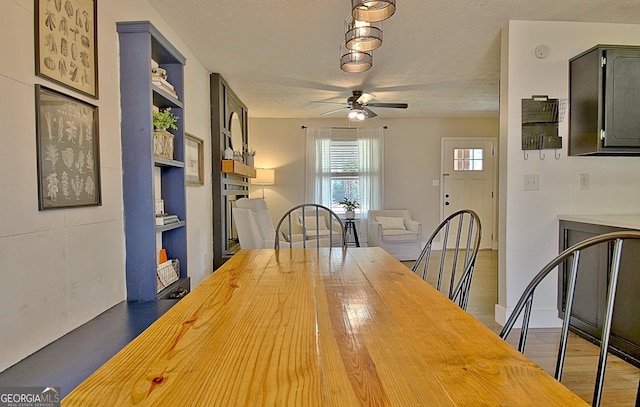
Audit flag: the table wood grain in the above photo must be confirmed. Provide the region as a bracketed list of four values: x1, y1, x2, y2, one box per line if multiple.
[63, 248, 588, 406]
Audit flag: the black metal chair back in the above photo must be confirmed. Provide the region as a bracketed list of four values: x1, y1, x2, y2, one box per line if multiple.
[411, 209, 481, 310]
[499, 231, 640, 407]
[274, 203, 347, 249]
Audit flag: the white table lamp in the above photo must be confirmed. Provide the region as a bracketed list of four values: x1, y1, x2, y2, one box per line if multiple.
[251, 168, 275, 198]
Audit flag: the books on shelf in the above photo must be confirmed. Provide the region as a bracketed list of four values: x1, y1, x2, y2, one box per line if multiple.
[156, 214, 180, 225]
[152, 77, 178, 99]
[152, 76, 174, 90]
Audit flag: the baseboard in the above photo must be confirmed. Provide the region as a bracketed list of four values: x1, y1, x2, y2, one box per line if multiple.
[494, 304, 563, 329]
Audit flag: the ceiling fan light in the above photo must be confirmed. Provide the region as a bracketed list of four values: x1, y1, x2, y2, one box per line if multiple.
[345, 15, 382, 52]
[347, 109, 368, 122]
[351, 0, 396, 22]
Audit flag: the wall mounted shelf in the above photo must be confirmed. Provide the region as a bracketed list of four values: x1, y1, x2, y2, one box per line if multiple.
[221, 159, 256, 178]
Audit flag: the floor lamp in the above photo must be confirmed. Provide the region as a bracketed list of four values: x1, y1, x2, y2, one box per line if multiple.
[251, 168, 275, 198]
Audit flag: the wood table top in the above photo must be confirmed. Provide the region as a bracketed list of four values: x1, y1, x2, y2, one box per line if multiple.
[63, 247, 588, 406]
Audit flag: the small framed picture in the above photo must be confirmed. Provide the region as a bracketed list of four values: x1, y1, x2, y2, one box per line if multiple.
[185, 133, 204, 186]
[35, 85, 101, 210]
[35, 0, 99, 98]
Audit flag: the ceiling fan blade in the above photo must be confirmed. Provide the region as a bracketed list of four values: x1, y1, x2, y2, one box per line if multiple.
[312, 101, 348, 106]
[320, 107, 350, 116]
[365, 102, 408, 109]
[356, 92, 376, 104]
[363, 107, 378, 118]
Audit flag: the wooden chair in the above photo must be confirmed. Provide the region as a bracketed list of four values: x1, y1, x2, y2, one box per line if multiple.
[411, 209, 481, 310]
[499, 231, 640, 407]
[274, 203, 347, 249]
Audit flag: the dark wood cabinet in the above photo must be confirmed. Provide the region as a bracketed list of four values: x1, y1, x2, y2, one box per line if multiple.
[569, 45, 640, 155]
[558, 220, 640, 367]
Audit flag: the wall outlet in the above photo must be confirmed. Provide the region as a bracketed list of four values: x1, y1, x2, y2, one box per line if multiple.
[579, 174, 589, 190]
[524, 174, 539, 191]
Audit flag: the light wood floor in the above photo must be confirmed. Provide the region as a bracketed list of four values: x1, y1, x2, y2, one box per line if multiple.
[408, 250, 639, 406]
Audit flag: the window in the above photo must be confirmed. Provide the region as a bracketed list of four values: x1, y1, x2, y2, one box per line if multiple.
[330, 139, 359, 212]
[305, 127, 384, 216]
[453, 148, 483, 171]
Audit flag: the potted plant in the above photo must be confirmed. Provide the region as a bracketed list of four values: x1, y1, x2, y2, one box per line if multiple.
[338, 197, 359, 219]
[152, 108, 179, 159]
[153, 108, 179, 132]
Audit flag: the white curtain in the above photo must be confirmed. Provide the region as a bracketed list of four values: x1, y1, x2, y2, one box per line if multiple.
[357, 127, 384, 214]
[305, 126, 384, 238]
[304, 127, 332, 205]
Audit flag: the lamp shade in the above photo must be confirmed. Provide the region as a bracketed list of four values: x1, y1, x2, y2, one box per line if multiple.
[345, 15, 382, 52]
[251, 168, 275, 185]
[351, 0, 396, 22]
[340, 42, 373, 73]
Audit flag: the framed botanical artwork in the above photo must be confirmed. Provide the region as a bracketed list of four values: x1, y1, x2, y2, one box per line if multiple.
[35, 85, 101, 210]
[185, 133, 204, 186]
[35, 0, 98, 98]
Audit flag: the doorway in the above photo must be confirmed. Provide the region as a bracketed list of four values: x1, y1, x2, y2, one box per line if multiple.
[441, 138, 496, 250]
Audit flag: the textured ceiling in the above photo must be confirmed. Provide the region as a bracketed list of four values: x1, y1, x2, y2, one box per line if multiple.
[146, 0, 640, 119]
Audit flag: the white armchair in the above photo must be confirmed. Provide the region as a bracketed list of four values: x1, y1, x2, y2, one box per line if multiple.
[368, 209, 422, 261]
[234, 198, 283, 249]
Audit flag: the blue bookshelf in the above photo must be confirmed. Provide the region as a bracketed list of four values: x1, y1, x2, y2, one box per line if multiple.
[117, 21, 188, 301]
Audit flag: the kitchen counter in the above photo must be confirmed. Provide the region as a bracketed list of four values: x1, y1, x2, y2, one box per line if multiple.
[558, 214, 640, 230]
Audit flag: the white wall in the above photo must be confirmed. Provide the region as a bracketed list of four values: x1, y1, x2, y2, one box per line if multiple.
[497, 20, 640, 326]
[248, 117, 499, 240]
[0, 0, 212, 370]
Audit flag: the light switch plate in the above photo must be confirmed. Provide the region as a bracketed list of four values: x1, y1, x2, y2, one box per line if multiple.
[524, 174, 539, 191]
[579, 174, 589, 190]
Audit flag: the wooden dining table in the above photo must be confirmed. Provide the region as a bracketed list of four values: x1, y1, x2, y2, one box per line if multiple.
[63, 247, 588, 406]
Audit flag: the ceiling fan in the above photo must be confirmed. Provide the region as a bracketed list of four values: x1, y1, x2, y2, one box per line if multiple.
[317, 90, 408, 121]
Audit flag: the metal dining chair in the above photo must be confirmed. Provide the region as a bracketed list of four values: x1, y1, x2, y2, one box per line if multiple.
[274, 203, 347, 249]
[411, 209, 481, 310]
[499, 231, 640, 407]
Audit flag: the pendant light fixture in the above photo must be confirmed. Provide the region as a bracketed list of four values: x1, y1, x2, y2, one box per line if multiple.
[340, 42, 373, 73]
[345, 14, 382, 52]
[351, 0, 396, 23]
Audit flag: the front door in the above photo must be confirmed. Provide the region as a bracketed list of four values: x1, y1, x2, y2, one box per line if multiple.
[441, 138, 496, 250]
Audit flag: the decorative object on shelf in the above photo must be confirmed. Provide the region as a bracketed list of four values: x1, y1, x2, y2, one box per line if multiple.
[35, 84, 101, 210]
[35, 0, 98, 98]
[224, 146, 234, 159]
[185, 133, 204, 186]
[251, 168, 275, 199]
[156, 259, 180, 293]
[151, 61, 178, 99]
[337, 197, 360, 219]
[152, 107, 179, 132]
[155, 198, 165, 215]
[153, 131, 174, 159]
[244, 149, 256, 168]
[152, 108, 178, 159]
[351, 0, 396, 22]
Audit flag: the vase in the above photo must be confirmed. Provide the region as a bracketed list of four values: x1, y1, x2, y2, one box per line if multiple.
[153, 130, 174, 159]
[346, 210, 355, 219]
[246, 155, 254, 167]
